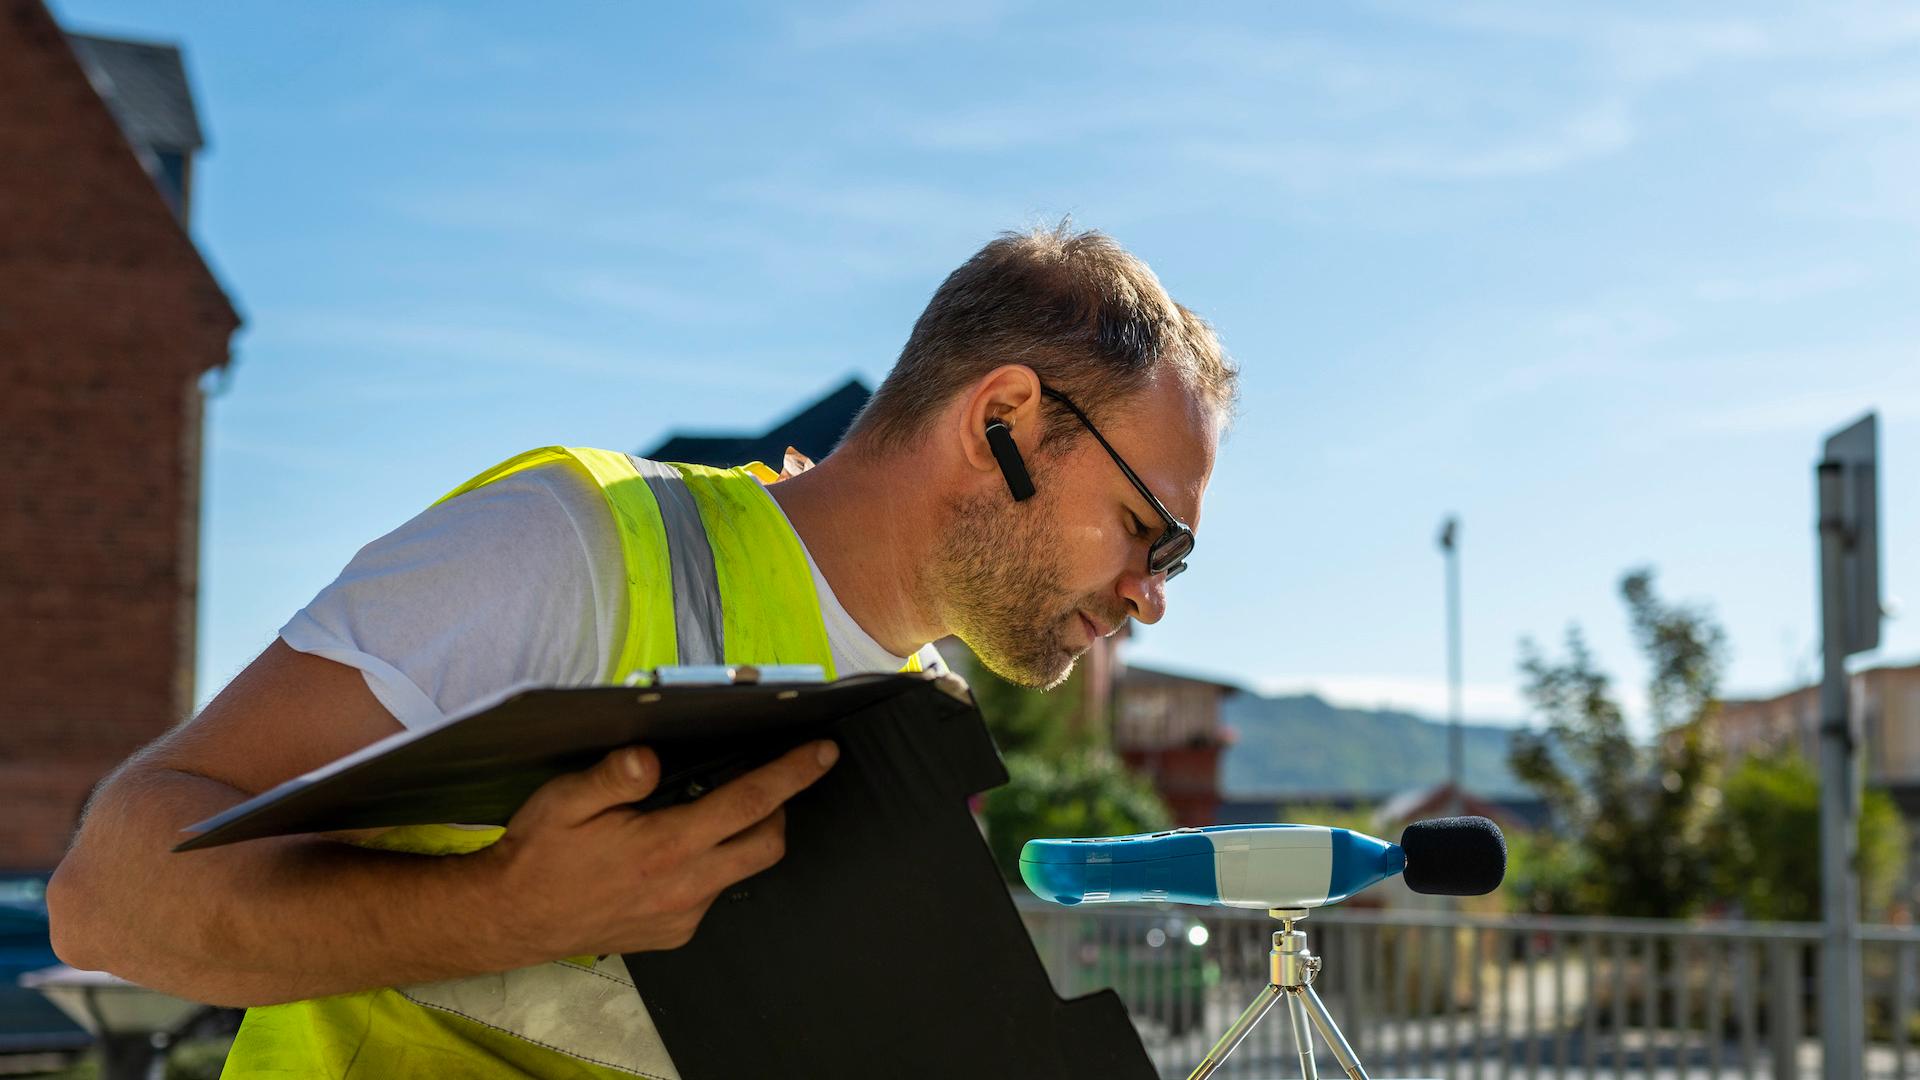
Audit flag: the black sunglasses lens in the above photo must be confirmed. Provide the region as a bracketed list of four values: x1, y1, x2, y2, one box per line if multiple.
[1150, 529, 1194, 577]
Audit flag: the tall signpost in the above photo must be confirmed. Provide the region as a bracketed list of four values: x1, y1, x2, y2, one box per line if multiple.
[1817, 413, 1879, 1080]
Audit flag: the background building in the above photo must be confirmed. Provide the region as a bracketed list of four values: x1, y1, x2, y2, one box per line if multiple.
[1716, 662, 1920, 785]
[1112, 664, 1236, 826]
[0, 0, 239, 871]
[2, 4, 238, 1062]
[647, 376, 872, 469]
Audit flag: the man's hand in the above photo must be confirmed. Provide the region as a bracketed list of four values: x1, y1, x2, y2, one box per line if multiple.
[482, 740, 841, 958]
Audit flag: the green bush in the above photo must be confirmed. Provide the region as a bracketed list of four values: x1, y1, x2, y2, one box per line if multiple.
[980, 752, 1171, 883]
[1710, 750, 1908, 921]
[1502, 828, 1590, 915]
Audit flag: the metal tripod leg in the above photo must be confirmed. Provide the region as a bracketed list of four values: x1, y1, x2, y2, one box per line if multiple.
[1300, 982, 1369, 1080]
[1285, 989, 1319, 1080]
[1186, 983, 1283, 1080]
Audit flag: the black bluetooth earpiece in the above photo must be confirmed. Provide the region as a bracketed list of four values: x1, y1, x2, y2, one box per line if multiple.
[984, 419, 1035, 502]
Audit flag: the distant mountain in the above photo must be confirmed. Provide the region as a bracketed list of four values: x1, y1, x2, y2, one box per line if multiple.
[1222, 692, 1536, 799]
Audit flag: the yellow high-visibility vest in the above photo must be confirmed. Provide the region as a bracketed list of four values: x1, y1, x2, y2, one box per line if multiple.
[222, 447, 920, 1079]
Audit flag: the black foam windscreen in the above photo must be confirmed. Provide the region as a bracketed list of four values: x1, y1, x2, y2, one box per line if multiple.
[1399, 816, 1507, 896]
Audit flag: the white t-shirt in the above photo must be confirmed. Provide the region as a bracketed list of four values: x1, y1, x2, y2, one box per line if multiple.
[281, 460, 941, 730]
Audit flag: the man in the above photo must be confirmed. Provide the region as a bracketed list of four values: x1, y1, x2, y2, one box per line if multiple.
[47, 224, 1237, 1078]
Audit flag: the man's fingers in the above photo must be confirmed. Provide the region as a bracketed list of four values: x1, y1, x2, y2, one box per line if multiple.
[666, 739, 838, 849]
[693, 809, 790, 893]
[518, 746, 661, 829]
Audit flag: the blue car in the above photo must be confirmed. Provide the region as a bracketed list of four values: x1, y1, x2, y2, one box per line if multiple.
[0, 875, 89, 1060]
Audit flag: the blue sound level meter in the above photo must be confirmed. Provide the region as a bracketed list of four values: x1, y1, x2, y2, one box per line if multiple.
[1020, 824, 1406, 910]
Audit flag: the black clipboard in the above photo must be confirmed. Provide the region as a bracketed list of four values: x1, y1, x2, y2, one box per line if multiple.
[173, 672, 1158, 1078]
[175, 672, 928, 850]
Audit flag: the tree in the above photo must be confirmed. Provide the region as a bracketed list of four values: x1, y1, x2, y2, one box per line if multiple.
[1507, 568, 1724, 918]
[949, 647, 1172, 882]
[980, 753, 1173, 882]
[959, 649, 1089, 760]
[1709, 751, 1909, 921]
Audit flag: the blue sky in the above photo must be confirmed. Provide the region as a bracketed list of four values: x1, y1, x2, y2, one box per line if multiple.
[55, 1, 1920, 728]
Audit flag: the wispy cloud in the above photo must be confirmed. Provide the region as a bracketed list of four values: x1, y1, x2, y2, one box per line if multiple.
[1185, 100, 1634, 186]
[269, 311, 647, 377]
[205, 431, 352, 474]
[257, 309, 833, 396]
[711, 177, 1019, 231]
[1691, 381, 1920, 435]
[784, 1, 1016, 49]
[381, 175, 1011, 287]
[1785, 74, 1920, 124]
[1777, 134, 1920, 230]
[1322, 294, 1672, 470]
[1691, 264, 1868, 304]
[1378, 3, 1920, 84]
[1386, 103, 1633, 180]
[546, 272, 751, 324]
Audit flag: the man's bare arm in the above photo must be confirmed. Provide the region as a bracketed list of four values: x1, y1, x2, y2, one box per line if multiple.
[46, 640, 837, 1006]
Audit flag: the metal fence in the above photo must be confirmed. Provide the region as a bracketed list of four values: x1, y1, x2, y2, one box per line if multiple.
[1018, 901, 1920, 1079]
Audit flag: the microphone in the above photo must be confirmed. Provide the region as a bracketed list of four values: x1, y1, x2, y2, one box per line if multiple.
[1398, 815, 1507, 896]
[1019, 817, 1505, 909]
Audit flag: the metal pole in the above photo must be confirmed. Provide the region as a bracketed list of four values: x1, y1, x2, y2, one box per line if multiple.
[1439, 517, 1464, 819]
[1816, 461, 1863, 1080]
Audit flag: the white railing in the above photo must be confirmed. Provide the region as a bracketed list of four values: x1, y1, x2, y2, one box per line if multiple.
[1017, 900, 1920, 1079]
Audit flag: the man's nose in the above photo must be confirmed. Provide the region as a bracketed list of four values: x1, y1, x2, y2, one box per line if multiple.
[1120, 568, 1168, 626]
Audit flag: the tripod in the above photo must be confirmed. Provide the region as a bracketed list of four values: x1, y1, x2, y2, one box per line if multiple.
[1186, 908, 1370, 1080]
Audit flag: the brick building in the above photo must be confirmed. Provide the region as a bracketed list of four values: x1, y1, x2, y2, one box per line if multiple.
[0, 1, 239, 870]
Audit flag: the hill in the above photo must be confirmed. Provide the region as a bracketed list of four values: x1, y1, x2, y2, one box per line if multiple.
[1222, 691, 1535, 798]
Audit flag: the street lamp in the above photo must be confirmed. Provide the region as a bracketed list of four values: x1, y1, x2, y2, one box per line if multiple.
[1437, 516, 1463, 820]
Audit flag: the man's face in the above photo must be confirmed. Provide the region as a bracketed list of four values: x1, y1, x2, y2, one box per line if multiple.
[933, 376, 1219, 689]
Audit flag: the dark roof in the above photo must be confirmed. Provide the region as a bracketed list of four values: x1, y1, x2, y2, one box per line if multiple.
[647, 378, 872, 467]
[65, 32, 204, 152]
[1120, 662, 1244, 696]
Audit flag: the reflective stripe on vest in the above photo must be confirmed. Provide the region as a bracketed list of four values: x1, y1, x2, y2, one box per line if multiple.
[221, 448, 851, 1079]
[627, 456, 726, 668]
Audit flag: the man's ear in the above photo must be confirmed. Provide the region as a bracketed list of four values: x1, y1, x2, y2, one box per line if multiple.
[957, 365, 1044, 479]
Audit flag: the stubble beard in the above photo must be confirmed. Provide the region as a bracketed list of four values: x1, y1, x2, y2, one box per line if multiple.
[928, 488, 1084, 690]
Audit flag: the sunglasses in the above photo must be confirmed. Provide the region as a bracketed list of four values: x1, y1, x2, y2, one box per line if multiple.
[1040, 386, 1195, 580]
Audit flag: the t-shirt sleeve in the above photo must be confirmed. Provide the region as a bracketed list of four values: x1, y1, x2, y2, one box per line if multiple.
[279, 469, 607, 730]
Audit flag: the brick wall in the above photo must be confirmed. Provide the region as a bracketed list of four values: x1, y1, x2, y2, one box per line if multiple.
[0, 0, 238, 870]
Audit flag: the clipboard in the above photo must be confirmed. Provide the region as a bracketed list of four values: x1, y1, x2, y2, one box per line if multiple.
[175, 672, 931, 850]
[173, 670, 1158, 1078]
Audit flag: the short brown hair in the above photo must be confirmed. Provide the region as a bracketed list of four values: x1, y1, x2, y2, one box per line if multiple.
[845, 223, 1236, 454]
